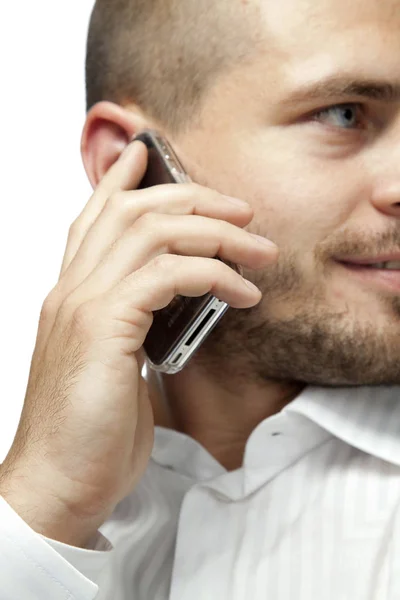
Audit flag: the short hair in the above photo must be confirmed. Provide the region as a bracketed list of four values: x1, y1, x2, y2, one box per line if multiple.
[85, 0, 263, 134]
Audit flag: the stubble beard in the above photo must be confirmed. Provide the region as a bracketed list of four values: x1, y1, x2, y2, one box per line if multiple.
[193, 251, 400, 390]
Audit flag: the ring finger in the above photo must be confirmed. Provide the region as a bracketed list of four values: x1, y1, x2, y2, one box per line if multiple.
[58, 184, 253, 297]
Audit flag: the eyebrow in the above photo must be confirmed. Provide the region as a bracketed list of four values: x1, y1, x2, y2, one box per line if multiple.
[282, 76, 400, 105]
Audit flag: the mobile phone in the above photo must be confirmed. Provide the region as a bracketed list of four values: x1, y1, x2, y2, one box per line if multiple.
[134, 129, 243, 374]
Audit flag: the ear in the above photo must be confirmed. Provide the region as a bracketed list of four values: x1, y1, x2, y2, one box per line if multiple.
[81, 101, 158, 189]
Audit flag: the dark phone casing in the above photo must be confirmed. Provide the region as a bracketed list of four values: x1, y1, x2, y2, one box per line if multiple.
[135, 129, 242, 374]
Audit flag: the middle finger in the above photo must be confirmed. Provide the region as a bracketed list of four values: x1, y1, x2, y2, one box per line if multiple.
[57, 184, 254, 296]
[66, 212, 277, 305]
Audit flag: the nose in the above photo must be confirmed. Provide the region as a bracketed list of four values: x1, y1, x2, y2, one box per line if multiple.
[370, 129, 400, 218]
[371, 179, 400, 218]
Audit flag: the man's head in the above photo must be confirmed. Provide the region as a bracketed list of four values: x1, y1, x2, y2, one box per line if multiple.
[85, 0, 264, 134]
[82, 0, 400, 391]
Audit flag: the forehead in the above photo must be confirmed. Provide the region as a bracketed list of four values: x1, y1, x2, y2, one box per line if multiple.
[187, 0, 400, 134]
[259, 0, 400, 34]
[227, 0, 400, 109]
[257, 0, 400, 68]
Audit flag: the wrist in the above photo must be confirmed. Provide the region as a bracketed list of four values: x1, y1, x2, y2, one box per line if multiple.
[0, 460, 107, 548]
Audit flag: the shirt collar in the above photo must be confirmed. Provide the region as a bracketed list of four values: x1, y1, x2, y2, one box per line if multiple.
[285, 384, 400, 467]
[151, 425, 227, 481]
[151, 384, 400, 483]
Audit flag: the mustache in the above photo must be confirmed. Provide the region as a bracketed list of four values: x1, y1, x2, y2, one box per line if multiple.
[316, 226, 400, 261]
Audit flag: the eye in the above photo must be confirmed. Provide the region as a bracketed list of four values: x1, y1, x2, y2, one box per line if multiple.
[312, 103, 365, 130]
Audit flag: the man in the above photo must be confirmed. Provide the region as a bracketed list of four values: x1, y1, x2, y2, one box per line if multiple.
[1, 0, 400, 597]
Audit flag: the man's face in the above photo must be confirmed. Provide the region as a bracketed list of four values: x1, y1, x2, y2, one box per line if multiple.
[172, 0, 400, 386]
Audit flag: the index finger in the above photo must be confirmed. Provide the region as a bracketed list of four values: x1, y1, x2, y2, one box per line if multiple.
[78, 139, 148, 230]
[59, 139, 148, 278]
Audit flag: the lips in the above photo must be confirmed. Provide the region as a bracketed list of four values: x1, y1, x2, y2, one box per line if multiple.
[335, 253, 400, 266]
[338, 260, 400, 270]
[335, 259, 400, 293]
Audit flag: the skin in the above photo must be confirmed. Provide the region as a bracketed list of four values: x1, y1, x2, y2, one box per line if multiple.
[82, 0, 400, 470]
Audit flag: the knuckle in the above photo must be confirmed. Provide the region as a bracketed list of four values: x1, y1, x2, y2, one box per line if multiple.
[186, 183, 214, 207]
[39, 294, 57, 323]
[169, 182, 202, 207]
[134, 211, 161, 232]
[40, 287, 63, 320]
[181, 183, 200, 204]
[67, 218, 86, 246]
[108, 190, 126, 211]
[150, 253, 177, 272]
[107, 191, 141, 223]
[67, 220, 78, 239]
[69, 301, 96, 335]
[190, 183, 221, 204]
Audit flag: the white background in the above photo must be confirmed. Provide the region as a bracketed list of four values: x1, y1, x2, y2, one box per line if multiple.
[0, 2, 96, 460]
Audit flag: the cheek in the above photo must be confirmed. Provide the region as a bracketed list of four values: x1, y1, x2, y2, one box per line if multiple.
[237, 147, 371, 257]
[180, 130, 370, 257]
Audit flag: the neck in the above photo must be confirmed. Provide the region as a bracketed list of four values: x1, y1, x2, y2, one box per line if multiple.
[146, 361, 304, 471]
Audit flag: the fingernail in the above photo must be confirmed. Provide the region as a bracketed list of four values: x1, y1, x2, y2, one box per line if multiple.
[119, 139, 142, 160]
[127, 139, 141, 150]
[222, 195, 250, 208]
[250, 233, 277, 248]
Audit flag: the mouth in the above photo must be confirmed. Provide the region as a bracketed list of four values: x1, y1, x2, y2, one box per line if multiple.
[335, 259, 400, 293]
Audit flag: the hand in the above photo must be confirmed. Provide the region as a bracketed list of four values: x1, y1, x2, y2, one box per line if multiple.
[0, 139, 278, 547]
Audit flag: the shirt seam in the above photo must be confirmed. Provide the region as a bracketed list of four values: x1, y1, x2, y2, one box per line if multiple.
[2, 529, 80, 600]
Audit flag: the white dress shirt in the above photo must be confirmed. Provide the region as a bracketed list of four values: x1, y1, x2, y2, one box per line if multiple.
[1, 384, 400, 599]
